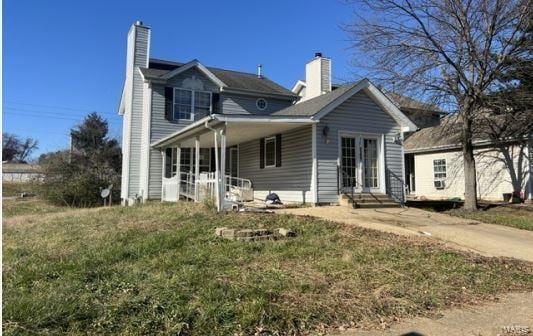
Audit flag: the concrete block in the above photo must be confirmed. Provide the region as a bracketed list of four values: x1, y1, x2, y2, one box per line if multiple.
[221, 229, 236, 239]
[215, 227, 227, 236]
[235, 229, 254, 237]
[254, 229, 270, 236]
[277, 228, 296, 237]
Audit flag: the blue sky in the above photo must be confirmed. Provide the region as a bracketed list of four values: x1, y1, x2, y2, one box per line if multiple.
[3, 0, 362, 158]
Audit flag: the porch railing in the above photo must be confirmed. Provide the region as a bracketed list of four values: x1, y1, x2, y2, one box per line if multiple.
[224, 175, 253, 202]
[170, 172, 253, 204]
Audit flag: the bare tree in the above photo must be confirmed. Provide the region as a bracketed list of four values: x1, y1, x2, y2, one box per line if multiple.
[477, 24, 533, 197]
[2, 133, 39, 163]
[344, 0, 531, 210]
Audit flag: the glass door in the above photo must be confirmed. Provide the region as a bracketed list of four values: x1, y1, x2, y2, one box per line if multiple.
[362, 138, 379, 190]
[341, 136, 358, 191]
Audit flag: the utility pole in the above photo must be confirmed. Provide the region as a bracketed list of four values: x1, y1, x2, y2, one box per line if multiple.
[69, 132, 72, 164]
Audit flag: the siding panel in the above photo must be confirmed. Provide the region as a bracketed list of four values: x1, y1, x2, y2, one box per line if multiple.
[239, 125, 312, 203]
[221, 94, 292, 115]
[148, 68, 220, 198]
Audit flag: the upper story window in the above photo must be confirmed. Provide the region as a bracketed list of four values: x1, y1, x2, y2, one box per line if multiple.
[173, 88, 212, 121]
[256, 98, 268, 110]
[433, 159, 446, 189]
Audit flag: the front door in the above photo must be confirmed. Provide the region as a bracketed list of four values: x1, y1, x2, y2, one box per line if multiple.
[362, 137, 379, 191]
[340, 134, 381, 193]
[341, 136, 358, 192]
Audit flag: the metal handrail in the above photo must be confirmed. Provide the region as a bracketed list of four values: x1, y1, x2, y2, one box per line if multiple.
[338, 167, 358, 207]
[386, 168, 405, 206]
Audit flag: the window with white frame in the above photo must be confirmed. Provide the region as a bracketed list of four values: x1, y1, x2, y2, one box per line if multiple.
[171, 148, 178, 176]
[264, 137, 276, 167]
[173, 88, 212, 121]
[433, 159, 446, 189]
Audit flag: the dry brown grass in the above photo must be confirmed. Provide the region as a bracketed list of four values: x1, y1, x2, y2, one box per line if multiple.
[3, 202, 533, 335]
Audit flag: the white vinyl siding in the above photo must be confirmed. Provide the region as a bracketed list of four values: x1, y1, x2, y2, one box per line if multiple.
[413, 147, 530, 201]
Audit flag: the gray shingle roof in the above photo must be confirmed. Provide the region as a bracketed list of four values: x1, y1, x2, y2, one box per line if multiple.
[404, 118, 462, 152]
[403, 114, 529, 152]
[271, 81, 362, 116]
[141, 59, 296, 97]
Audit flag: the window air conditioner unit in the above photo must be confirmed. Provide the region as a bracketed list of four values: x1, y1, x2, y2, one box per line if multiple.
[434, 180, 445, 189]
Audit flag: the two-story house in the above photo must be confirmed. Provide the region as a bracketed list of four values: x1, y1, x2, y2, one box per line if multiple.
[119, 22, 417, 209]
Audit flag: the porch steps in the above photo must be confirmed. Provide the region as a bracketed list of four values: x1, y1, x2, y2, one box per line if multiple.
[340, 193, 400, 208]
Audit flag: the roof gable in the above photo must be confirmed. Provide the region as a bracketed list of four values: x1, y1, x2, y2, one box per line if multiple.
[160, 60, 226, 87]
[143, 59, 296, 99]
[273, 79, 417, 132]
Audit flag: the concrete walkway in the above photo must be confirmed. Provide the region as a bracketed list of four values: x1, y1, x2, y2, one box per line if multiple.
[278, 206, 533, 262]
[341, 291, 533, 336]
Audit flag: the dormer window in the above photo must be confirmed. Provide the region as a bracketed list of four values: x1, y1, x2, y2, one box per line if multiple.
[173, 88, 212, 121]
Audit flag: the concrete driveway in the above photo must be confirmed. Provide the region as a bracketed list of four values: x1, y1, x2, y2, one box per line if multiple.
[278, 206, 533, 262]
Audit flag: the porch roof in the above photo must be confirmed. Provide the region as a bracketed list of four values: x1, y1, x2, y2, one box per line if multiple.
[151, 114, 316, 148]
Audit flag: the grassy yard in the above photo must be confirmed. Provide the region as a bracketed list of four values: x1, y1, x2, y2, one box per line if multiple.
[447, 206, 533, 231]
[2, 197, 70, 218]
[3, 202, 533, 335]
[2, 182, 69, 218]
[2, 182, 39, 197]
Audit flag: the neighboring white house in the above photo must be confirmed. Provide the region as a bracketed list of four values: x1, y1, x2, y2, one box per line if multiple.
[404, 120, 532, 202]
[2, 163, 43, 183]
[117, 22, 417, 209]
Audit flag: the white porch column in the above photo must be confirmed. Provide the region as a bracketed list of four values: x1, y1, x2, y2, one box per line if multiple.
[220, 127, 227, 209]
[213, 131, 220, 211]
[176, 145, 181, 201]
[160, 149, 165, 200]
[194, 136, 200, 201]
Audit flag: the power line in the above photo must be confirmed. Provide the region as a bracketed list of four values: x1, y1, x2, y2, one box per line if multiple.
[4, 110, 122, 124]
[4, 100, 119, 116]
[4, 107, 121, 119]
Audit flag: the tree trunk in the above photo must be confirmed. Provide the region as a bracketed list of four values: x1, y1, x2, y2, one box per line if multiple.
[462, 111, 478, 210]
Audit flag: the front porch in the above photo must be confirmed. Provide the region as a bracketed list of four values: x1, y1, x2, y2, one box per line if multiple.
[152, 114, 316, 211]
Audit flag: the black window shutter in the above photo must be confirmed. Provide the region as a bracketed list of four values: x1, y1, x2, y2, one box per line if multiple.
[165, 148, 172, 178]
[164, 87, 173, 121]
[275, 134, 282, 167]
[210, 147, 216, 171]
[211, 93, 220, 114]
[259, 138, 265, 169]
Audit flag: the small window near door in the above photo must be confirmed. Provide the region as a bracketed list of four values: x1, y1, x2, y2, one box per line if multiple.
[433, 159, 446, 189]
[264, 137, 276, 167]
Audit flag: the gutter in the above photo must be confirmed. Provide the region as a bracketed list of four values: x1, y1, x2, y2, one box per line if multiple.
[405, 137, 529, 154]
